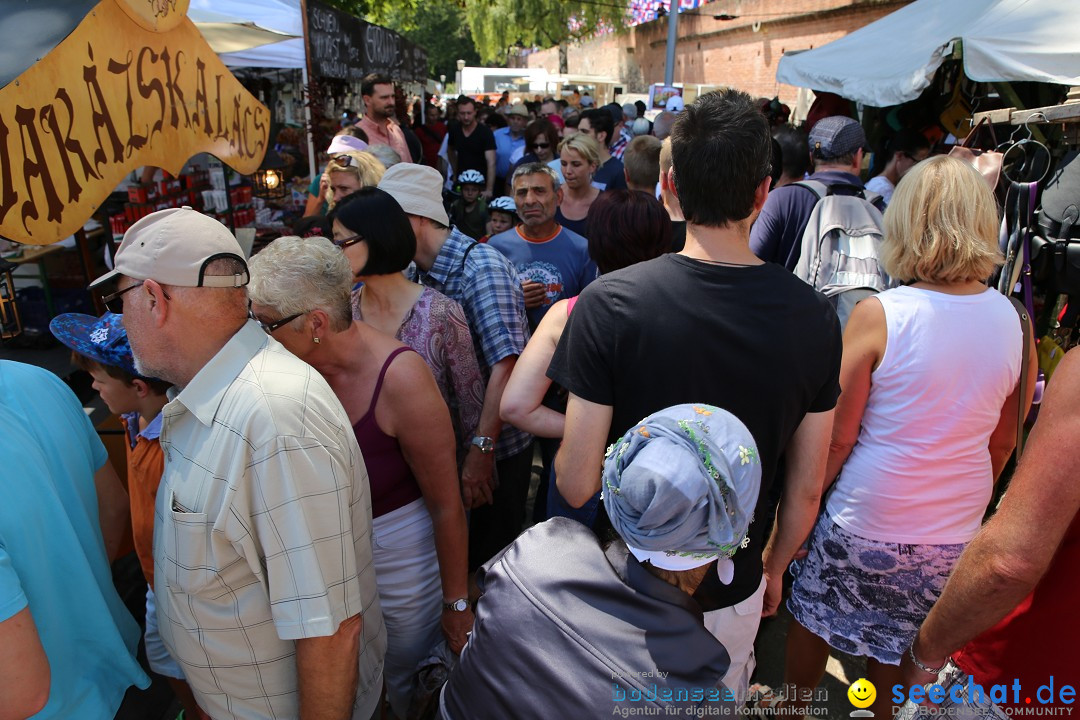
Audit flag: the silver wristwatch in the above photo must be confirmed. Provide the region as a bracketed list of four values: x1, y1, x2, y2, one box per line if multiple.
[471, 435, 494, 454]
[444, 598, 469, 612]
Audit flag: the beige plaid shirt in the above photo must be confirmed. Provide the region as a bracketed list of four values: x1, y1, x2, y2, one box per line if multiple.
[153, 321, 385, 719]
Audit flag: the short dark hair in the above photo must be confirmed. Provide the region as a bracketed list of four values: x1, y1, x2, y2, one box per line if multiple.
[456, 95, 476, 110]
[331, 187, 417, 275]
[585, 189, 672, 274]
[670, 89, 772, 227]
[71, 352, 171, 395]
[361, 73, 393, 98]
[581, 108, 613, 147]
[773, 126, 810, 179]
[340, 125, 370, 143]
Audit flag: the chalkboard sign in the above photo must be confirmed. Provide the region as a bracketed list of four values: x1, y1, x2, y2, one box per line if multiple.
[306, 0, 429, 84]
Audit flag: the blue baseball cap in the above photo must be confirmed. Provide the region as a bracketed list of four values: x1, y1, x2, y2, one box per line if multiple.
[49, 312, 157, 381]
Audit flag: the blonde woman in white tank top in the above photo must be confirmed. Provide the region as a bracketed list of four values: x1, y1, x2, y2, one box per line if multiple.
[779, 156, 1037, 719]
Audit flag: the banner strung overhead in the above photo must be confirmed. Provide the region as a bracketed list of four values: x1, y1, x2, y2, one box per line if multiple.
[0, 0, 269, 245]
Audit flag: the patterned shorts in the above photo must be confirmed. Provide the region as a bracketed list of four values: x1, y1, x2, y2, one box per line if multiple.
[787, 513, 966, 665]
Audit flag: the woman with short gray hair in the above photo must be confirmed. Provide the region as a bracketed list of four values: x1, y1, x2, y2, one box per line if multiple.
[249, 235, 472, 717]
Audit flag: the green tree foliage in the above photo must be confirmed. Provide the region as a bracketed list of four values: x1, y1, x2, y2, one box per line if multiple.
[380, 0, 481, 82]
[463, 0, 628, 64]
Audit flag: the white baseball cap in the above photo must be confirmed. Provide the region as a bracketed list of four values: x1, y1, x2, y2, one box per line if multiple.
[89, 207, 248, 290]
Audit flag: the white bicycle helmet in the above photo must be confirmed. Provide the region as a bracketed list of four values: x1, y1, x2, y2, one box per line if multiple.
[488, 196, 517, 215]
[458, 169, 486, 185]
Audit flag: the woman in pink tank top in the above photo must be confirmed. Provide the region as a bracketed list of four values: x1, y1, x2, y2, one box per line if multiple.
[249, 235, 471, 717]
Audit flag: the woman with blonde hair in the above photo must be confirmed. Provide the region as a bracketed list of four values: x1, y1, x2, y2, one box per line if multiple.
[779, 155, 1037, 718]
[248, 235, 472, 717]
[324, 150, 385, 208]
[555, 133, 604, 237]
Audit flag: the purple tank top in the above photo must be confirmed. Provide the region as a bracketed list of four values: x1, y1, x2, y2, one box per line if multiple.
[352, 347, 423, 518]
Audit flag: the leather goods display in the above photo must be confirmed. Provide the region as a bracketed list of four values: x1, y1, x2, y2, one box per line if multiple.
[949, 117, 1003, 191]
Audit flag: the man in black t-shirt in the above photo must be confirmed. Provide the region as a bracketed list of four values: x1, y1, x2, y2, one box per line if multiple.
[549, 89, 842, 704]
[448, 96, 497, 198]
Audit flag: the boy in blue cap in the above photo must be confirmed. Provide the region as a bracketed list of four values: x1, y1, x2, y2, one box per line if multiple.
[49, 312, 205, 719]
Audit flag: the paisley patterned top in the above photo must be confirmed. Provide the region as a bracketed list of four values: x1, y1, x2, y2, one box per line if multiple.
[353, 286, 485, 466]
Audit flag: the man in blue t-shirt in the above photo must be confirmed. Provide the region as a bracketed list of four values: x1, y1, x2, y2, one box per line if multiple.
[0, 360, 149, 718]
[488, 162, 598, 331]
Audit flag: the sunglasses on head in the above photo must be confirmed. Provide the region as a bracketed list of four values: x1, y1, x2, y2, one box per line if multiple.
[330, 154, 361, 169]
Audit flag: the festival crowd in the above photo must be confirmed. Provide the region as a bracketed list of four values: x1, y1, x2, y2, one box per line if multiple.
[1, 76, 1076, 720]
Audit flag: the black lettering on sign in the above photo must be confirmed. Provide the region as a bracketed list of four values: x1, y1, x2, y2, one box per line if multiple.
[137, 46, 166, 140]
[84, 43, 125, 169]
[159, 47, 190, 129]
[15, 105, 63, 230]
[193, 58, 212, 136]
[40, 88, 99, 205]
[252, 105, 266, 156]
[0, 115, 17, 225]
[230, 94, 242, 154]
[213, 73, 229, 142]
[108, 50, 148, 157]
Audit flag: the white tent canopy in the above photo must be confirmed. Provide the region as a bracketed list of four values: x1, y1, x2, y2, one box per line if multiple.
[189, 0, 305, 69]
[776, 0, 1080, 108]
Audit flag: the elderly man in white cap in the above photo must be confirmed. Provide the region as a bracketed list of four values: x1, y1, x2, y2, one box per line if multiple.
[494, 103, 529, 193]
[436, 403, 760, 719]
[379, 164, 532, 572]
[89, 207, 386, 720]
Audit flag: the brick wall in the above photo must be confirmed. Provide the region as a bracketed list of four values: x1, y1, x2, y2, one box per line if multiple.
[527, 0, 912, 105]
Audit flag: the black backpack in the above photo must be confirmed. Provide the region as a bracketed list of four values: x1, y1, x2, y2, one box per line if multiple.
[1033, 150, 1080, 297]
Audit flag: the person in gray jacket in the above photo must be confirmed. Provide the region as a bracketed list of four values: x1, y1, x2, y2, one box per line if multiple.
[437, 403, 762, 719]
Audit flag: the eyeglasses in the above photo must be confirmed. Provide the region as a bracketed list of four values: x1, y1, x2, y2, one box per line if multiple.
[101, 281, 171, 314]
[259, 313, 303, 334]
[532, 143, 551, 150]
[332, 233, 364, 249]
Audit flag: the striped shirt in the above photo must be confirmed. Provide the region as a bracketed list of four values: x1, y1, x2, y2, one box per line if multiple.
[154, 320, 386, 720]
[410, 228, 532, 459]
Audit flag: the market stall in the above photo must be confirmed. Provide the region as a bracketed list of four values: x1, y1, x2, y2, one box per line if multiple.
[0, 0, 270, 340]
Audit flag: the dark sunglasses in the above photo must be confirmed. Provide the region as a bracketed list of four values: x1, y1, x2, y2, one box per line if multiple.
[332, 233, 364, 249]
[532, 142, 551, 150]
[101, 281, 170, 314]
[330, 154, 361, 170]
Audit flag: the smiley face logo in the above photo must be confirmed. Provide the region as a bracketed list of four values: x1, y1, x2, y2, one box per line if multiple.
[848, 678, 876, 709]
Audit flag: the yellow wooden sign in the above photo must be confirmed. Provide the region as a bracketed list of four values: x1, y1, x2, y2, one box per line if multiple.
[0, 0, 270, 245]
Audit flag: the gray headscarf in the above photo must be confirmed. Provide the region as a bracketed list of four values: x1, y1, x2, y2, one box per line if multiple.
[601, 403, 762, 581]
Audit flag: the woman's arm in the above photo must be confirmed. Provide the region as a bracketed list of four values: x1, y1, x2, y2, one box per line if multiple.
[500, 300, 569, 438]
[823, 297, 887, 490]
[379, 352, 472, 653]
[988, 313, 1039, 482]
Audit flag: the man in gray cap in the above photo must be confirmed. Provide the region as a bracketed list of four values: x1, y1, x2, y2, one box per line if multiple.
[378, 164, 533, 570]
[89, 207, 386, 720]
[749, 115, 881, 271]
[436, 403, 760, 719]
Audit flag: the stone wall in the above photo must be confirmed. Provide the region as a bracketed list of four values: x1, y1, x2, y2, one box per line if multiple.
[526, 0, 911, 105]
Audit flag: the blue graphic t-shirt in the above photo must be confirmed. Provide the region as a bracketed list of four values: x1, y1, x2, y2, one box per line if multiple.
[488, 225, 598, 329]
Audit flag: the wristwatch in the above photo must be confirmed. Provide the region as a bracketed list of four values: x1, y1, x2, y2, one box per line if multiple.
[471, 435, 495, 454]
[444, 598, 469, 612]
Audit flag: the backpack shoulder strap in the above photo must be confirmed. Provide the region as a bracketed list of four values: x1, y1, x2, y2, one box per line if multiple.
[461, 241, 480, 272]
[792, 180, 829, 202]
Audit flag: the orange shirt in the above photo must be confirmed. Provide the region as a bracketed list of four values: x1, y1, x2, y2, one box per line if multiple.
[120, 414, 165, 586]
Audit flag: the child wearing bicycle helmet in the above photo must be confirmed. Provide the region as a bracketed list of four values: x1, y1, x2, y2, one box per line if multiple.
[450, 169, 489, 241]
[481, 196, 519, 242]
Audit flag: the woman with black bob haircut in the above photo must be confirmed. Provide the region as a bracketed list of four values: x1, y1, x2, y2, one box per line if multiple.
[332, 187, 487, 472]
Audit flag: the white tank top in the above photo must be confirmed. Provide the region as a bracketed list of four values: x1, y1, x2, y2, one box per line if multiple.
[826, 286, 1022, 544]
